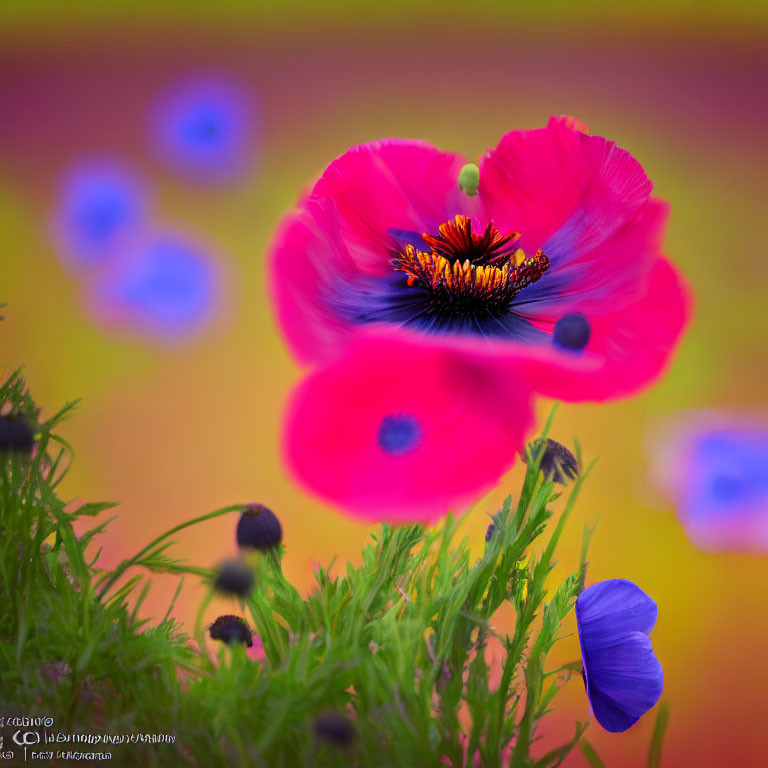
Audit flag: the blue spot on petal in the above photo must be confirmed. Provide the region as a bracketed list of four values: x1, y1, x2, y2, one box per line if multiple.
[377, 414, 423, 457]
[553, 312, 591, 351]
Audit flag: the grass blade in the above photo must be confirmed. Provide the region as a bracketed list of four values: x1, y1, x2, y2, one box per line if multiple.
[579, 739, 608, 768]
[647, 701, 670, 768]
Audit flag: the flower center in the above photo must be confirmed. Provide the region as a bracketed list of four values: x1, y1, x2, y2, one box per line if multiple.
[392, 215, 549, 319]
[552, 313, 591, 351]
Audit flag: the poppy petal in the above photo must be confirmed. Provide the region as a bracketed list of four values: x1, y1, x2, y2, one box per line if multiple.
[480, 115, 651, 256]
[312, 139, 478, 275]
[283, 333, 534, 523]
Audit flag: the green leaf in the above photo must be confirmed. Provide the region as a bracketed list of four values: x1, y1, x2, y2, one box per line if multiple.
[532, 721, 589, 767]
[71, 501, 119, 517]
[579, 738, 608, 768]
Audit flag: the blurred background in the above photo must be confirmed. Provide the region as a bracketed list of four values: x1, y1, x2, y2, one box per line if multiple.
[2, 2, 767, 765]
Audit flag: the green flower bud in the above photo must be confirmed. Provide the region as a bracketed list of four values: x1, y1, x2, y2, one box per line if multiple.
[458, 163, 480, 196]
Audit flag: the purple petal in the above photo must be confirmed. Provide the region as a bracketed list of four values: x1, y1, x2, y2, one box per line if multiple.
[582, 632, 664, 733]
[576, 579, 663, 733]
[576, 579, 658, 640]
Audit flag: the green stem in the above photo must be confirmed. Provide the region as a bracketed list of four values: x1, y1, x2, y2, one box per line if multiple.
[96, 503, 244, 601]
[194, 586, 215, 664]
[266, 546, 283, 575]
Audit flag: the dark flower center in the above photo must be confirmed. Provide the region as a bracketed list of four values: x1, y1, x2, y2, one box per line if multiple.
[392, 215, 549, 321]
[552, 313, 591, 351]
[377, 414, 423, 457]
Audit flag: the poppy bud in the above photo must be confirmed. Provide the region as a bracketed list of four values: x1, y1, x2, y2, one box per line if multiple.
[523, 438, 579, 484]
[458, 163, 480, 196]
[313, 711, 356, 747]
[208, 614, 253, 647]
[0, 413, 35, 454]
[214, 558, 255, 596]
[236, 503, 282, 550]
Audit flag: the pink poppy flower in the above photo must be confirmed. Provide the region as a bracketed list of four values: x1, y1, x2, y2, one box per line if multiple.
[283, 333, 534, 523]
[270, 116, 691, 402]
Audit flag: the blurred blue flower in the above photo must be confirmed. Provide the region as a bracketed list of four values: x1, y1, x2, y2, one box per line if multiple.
[683, 430, 768, 549]
[651, 413, 768, 552]
[90, 233, 219, 341]
[53, 162, 148, 269]
[576, 579, 663, 733]
[151, 74, 255, 180]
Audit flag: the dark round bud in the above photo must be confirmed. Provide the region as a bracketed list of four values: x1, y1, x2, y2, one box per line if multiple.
[485, 523, 497, 542]
[0, 413, 35, 454]
[552, 313, 591, 352]
[214, 558, 255, 596]
[209, 615, 253, 647]
[237, 503, 282, 550]
[523, 438, 579, 484]
[314, 711, 356, 747]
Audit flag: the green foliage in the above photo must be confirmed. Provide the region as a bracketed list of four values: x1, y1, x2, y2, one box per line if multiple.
[0, 370, 196, 762]
[647, 701, 670, 768]
[1, 368, 602, 767]
[579, 739, 608, 768]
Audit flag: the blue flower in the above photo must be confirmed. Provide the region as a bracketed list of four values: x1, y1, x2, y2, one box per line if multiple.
[89, 233, 219, 340]
[575, 579, 663, 733]
[681, 428, 768, 551]
[652, 414, 768, 552]
[151, 74, 255, 179]
[53, 161, 148, 269]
